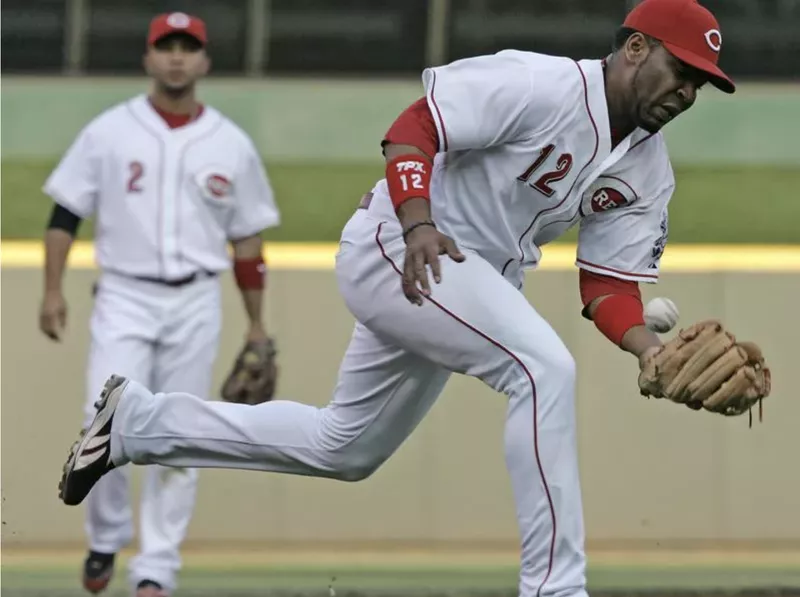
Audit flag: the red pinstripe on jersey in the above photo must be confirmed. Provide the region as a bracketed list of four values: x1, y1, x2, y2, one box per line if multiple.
[375, 222, 558, 597]
[427, 71, 449, 152]
[577, 258, 659, 280]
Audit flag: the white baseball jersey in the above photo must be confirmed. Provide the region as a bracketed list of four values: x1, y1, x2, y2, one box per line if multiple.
[367, 50, 674, 284]
[44, 94, 280, 280]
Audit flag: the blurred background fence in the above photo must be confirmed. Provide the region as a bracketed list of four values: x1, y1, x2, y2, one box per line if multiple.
[3, 0, 800, 79]
[2, 0, 799, 171]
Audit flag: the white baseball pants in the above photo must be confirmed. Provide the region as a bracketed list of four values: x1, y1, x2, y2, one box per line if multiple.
[109, 211, 589, 597]
[84, 271, 221, 594]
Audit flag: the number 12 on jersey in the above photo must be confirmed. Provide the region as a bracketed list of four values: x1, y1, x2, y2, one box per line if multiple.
[517, 144, 573, 197]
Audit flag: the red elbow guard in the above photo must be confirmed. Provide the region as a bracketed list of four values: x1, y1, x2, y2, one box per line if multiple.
[591, 294, 646, 347]
[234, 256, 266, 290]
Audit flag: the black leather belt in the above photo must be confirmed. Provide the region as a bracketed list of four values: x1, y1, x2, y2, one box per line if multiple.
[132, 271, 217, 287]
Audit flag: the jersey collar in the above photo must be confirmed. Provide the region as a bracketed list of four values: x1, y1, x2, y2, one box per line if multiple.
[589, 59, 656, 155]
[128, 94, 216, 137]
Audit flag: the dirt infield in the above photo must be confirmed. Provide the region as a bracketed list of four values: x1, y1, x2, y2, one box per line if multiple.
[3, 546, 799, 597]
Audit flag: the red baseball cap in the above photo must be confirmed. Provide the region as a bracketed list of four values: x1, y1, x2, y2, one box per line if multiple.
[148, 12, 207, 46]
[624, 0, 735, 93]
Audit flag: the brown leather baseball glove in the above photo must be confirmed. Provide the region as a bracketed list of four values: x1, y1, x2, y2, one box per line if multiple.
[221, 337, 278, 405]
[638, 320, 771, 419]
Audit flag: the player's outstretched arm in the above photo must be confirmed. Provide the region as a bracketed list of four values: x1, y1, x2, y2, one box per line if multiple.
[586, 296, 662, 360]
[579, 269, 662, 365]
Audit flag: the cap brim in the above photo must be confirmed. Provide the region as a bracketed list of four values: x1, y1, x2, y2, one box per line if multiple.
[663, 42, 735, 94]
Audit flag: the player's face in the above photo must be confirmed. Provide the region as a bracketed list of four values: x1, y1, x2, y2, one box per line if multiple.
[144, 34, 209, 94]
[628, 40, 708, 133]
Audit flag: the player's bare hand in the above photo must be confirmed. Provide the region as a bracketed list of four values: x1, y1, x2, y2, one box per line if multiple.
[40, 291, 67, 341]
[402, 223, 465, 306]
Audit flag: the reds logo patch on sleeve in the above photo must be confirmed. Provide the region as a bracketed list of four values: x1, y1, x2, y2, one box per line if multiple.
[590, 187, 627, 212]
[206, 174, 231, 198]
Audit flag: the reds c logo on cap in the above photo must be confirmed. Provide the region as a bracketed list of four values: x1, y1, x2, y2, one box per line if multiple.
[704, 29, 722, 52]
[166, 12, 191, 29]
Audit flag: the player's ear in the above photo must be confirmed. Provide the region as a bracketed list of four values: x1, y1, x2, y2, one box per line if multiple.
[624, 32, 650, 65]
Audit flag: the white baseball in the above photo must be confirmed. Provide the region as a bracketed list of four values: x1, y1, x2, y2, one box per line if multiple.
[644, 297, 679, 333]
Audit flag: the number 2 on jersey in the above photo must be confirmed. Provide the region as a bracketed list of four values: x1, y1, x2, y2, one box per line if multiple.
[517, 144, 573, 197]
[127, 161, 144, 193]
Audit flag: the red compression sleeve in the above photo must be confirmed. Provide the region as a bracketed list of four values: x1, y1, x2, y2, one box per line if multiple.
[579, 269, 641, 307]
[234, 256, 266, 290]
[579, 269, 645, 347]
[591, 295, 646, 346]
[382, 97, 439, 158]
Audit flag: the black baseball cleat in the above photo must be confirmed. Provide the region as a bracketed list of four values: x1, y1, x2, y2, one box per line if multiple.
[59, 374, 129, 506]
[82, 550, 115, 594]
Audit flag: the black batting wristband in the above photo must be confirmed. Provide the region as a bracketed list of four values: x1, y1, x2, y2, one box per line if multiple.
[47, 204, 82, 236]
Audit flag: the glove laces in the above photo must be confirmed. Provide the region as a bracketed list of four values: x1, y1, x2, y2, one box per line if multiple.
[748, 398, 764, 429]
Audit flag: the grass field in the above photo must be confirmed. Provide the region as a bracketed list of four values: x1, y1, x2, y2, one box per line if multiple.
[2, 161, 799, 243]
[3, 548, 800, 597]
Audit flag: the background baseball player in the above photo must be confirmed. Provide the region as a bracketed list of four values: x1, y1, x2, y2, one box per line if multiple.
[58, 2, 770, 596]
[40, 13, 280, 597]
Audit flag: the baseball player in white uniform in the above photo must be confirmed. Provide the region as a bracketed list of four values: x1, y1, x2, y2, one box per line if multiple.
[58, 1, 734, 595]
[41, 13, 280, 597]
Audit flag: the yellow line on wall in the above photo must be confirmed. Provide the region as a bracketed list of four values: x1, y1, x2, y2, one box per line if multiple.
[2, 241, 800, 272]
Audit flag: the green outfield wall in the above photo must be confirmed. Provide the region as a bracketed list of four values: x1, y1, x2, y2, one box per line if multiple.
[2, 78, 799, 166]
